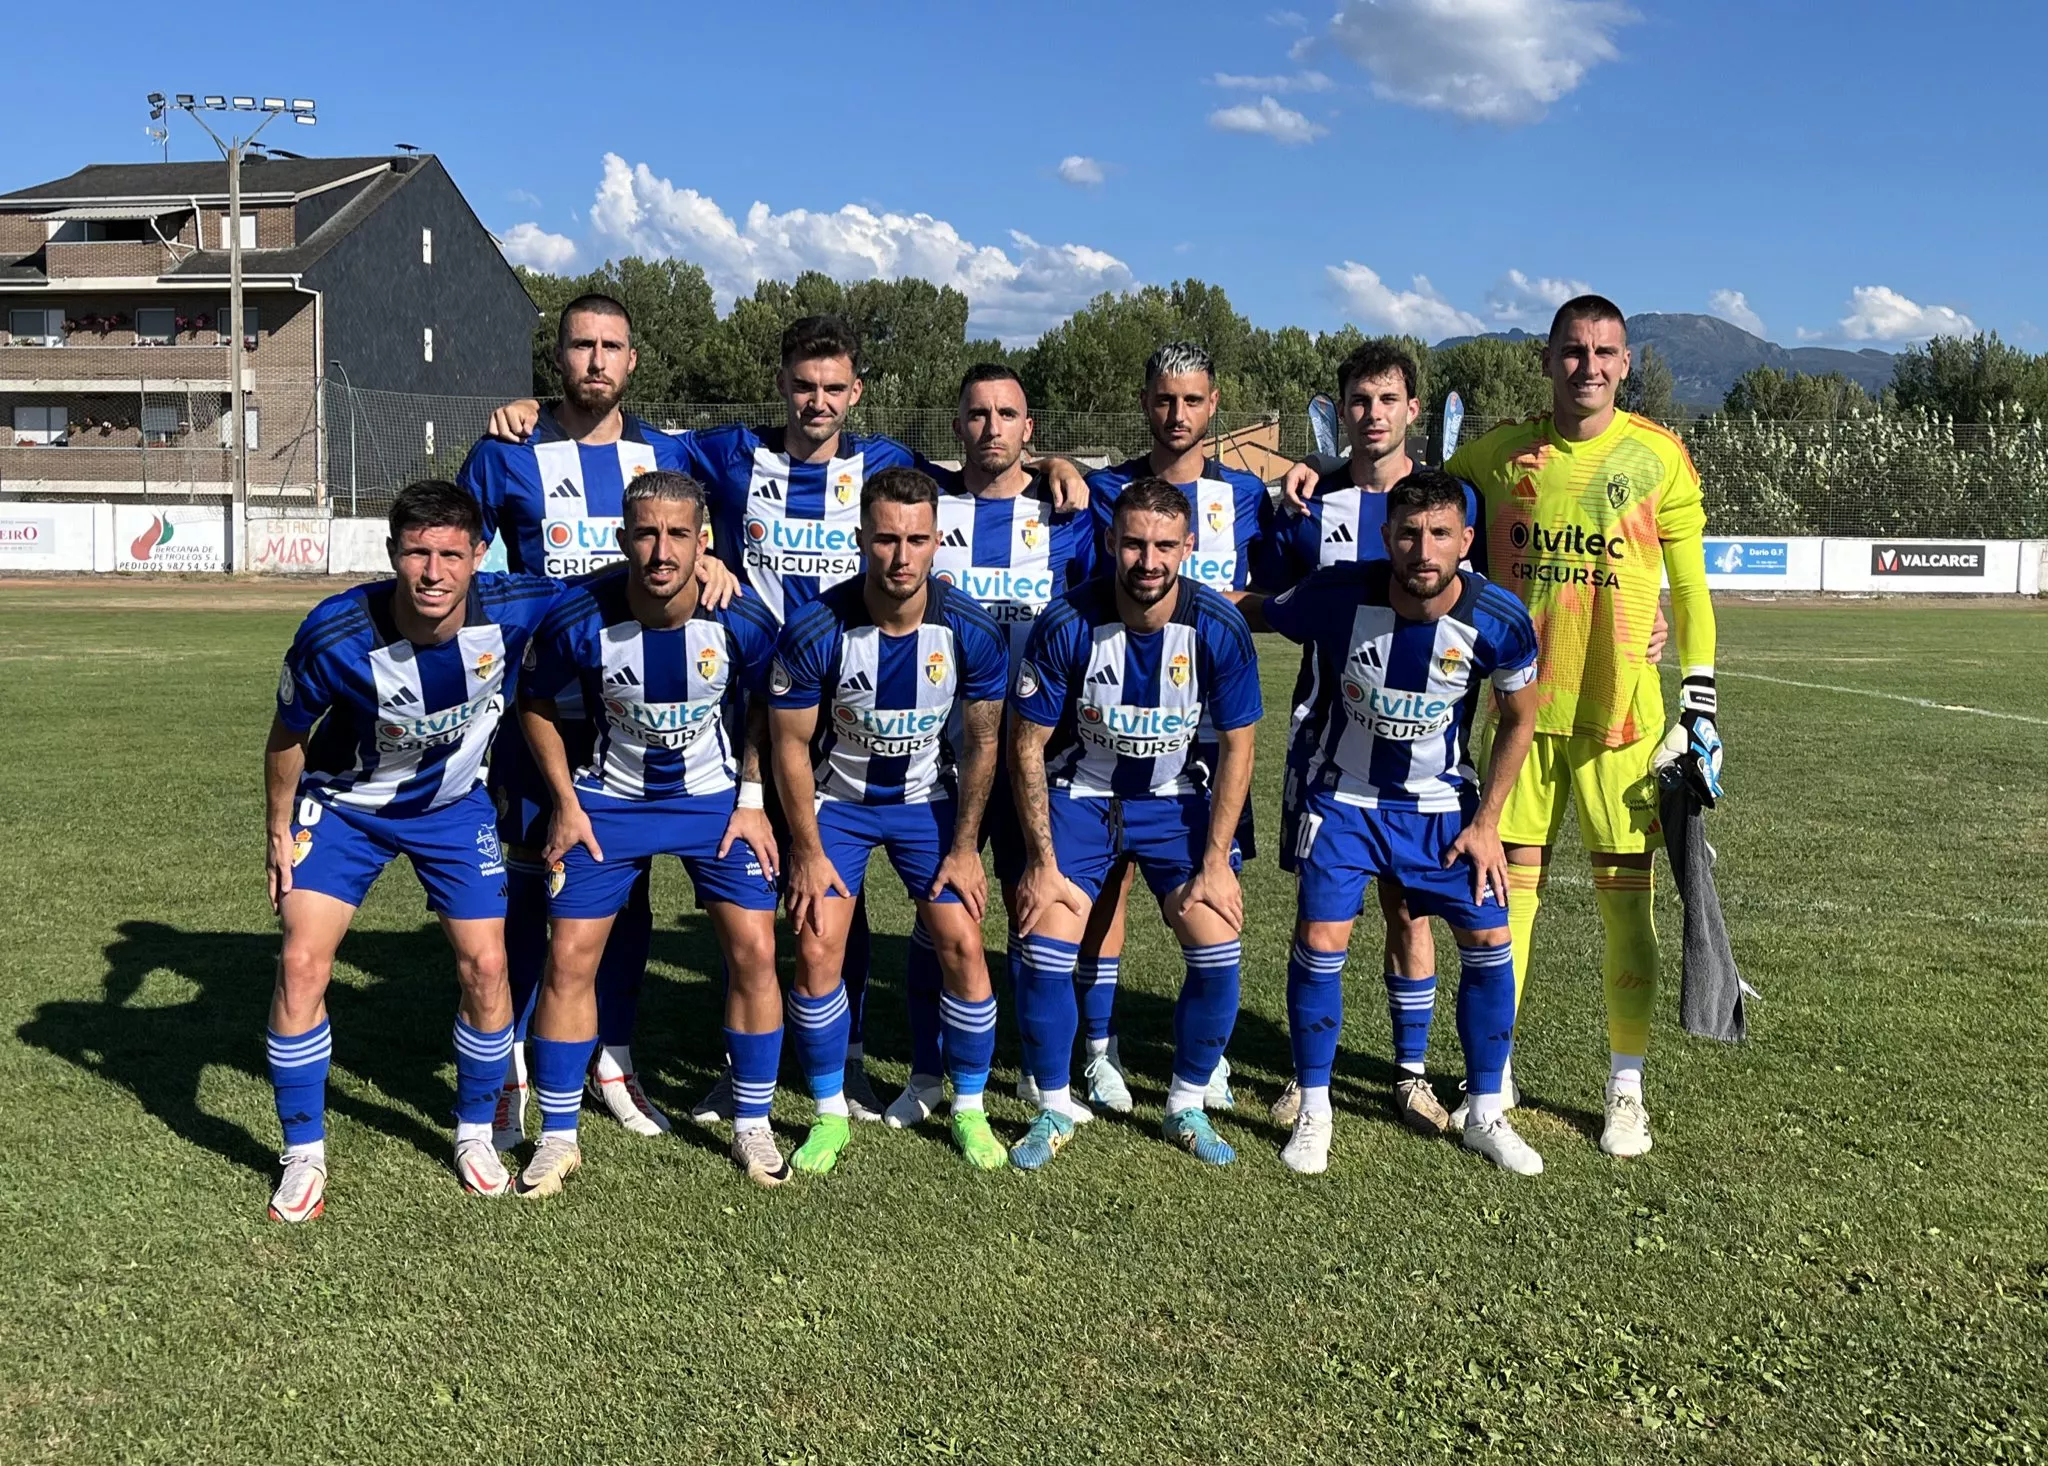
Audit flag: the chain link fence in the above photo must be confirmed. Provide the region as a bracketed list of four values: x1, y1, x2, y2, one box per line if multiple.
[297, 384, 2048, 541]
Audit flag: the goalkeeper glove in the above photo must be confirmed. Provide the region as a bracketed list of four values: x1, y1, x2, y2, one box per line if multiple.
[1655, 673, 1724, 808]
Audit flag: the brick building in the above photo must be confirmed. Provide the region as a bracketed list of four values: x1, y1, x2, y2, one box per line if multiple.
[0, 153, 534, 502]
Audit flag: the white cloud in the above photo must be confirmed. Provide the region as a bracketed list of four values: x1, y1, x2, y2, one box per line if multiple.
[1486, 268, 1590, 326]
[506, 187, 542, 209]
[1212, 70, 1334, 92]
[1268, 9, 1308, 26]
[1326, 0, 1636, 125]
[498, 222, 579, 272]
[584, 153, 1132, 345]
[1208, 96, 1328, 145]
[1708, 288, 1766, 338]
[1056, 155, 1105, 187]
[1328, 261, 1485, 338]
[1831, 285, 1974, 344]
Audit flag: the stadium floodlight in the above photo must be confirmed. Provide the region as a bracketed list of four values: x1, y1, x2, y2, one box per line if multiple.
[291, 99, 315, 112]
[147, 92, 166, 105]
[294, 114, 318, 126]
[203, 95, 226, 108]
[232, 96, 256, 110]
[262, 97, 286, 112]
[175, 93, 194, 106]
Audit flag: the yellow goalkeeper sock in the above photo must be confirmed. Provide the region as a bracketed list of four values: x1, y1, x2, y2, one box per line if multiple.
[1505, 863, 1545, 1012]
[1592, 865, 1658, 1059]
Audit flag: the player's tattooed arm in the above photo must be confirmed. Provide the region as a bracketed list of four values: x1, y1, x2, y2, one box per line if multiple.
[929, 698, 1000, 919]
[719, 699, 780, 880]
[519, 694, 603, 865]
[1009, 717, 1091, 934]
[1178, 723, 1253, 931]
[263, 716, 309, 914]
[772, 704, 847, 935]
[1451, 680, 1539, 906]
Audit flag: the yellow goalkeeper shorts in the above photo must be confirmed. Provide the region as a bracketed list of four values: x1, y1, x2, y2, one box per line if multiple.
[1498, 722, 1666, 855]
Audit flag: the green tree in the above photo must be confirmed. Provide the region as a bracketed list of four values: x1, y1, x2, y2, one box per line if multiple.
[1019, 280, 1254, 414]
[843, 277, 971, 410]
[517, 258, 718, 403]
[1888, 331, 2048, 422]
[1617, 343, 1676, 422]
[1720, 366, 1872, 420]
[1424, 337, 1550, 421]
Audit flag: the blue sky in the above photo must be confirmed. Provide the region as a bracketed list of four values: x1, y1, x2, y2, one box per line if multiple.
[2, 0, 2034, 349]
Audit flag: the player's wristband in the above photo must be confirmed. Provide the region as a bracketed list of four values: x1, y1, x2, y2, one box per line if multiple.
[737, 781, 765, 811]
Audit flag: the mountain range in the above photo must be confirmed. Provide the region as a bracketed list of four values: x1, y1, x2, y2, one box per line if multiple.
[1435, 313, 1898, 408]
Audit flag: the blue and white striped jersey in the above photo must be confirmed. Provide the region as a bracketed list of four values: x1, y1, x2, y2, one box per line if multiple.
[929, 467, 1096, 666]
[527, 565, 782, 801]
[1087, 456, 1275, 593]
[1253, 462, 1485, 590]
[678, 423, 920, 624]
[1263, 562, 1537, 813]
[457, 412, 689, 578]
[279, 572, 558, 816]
[772, 575, 1008, 806]
[1012, 577, 1262, 800]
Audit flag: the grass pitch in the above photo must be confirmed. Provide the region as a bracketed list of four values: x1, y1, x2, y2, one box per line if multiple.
[2, 580, 2045, 1464]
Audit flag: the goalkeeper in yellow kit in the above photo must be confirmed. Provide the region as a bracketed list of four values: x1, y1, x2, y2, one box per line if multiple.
[1287, 293, 1722, 1157]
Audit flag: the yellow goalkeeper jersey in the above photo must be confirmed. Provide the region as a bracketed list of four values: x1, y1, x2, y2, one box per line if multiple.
[1447, 410, 1706, 747]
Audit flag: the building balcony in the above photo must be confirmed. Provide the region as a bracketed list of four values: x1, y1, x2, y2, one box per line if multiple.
[0, 343, 251, 393]
[43, 240, 181, 280]
[0, 442, 316, 498]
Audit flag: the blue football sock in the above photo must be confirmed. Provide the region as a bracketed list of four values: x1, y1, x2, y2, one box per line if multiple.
[595, 875, 653, 1048]
[451, 1016, 513, 1125]
[939, 992, 998, 1099]
[725, 1026, 782, 1124]
[843, 895, 871, 1049]
[505, 861, 547, 1043]
[1015, 934, 1081, 1093]
[1386, 971, 1438, 1073]
[1455, 943, 1518, 1097]
[1286, 940, 1348, 1088]
[787, 983, 851, 1101]
[1078, 954, 1121, 1044]
[267, 1019, 331, 1147]
[531, 1034, 596, 1134]
[1173, 940, 1243, 1089]
[906, 920, 945, 1077]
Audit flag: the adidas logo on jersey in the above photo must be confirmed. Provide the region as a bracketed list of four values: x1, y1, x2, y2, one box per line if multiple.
[548, 479, 579, 499]
[838, 671, 874, 694]
[1087, 665, 1118, 685]
[384, 686, 420, 708]
[1350, 644, 1383, 671]
[607, 667, 641, 686]
[942, 527, 970, 548]
[1323, 522, 1355, 544]
[755, 480, 785, 503]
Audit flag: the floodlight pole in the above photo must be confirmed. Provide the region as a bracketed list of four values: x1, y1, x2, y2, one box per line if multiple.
[177, 100, 290, 570]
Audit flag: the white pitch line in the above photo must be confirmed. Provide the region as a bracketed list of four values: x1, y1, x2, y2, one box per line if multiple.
[1722, 670, 2048, 726]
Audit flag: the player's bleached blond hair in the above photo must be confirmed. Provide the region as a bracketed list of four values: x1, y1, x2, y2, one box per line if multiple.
[1144, 341, 1215, 388]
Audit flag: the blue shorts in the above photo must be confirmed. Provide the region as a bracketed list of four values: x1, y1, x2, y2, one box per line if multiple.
[1293, 788, 1507, 932]
[492, 774, 550, 856]
[549, 788, 779, 919]
[816, 798, 961, 904]
[289, 786, 508, 921]
[1049, 790, 1241, 903]
[983, 774, 1028, 887]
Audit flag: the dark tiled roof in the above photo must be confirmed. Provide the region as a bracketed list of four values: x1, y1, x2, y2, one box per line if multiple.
[0, 156, 409, 205]
[167, 168, 415, 279]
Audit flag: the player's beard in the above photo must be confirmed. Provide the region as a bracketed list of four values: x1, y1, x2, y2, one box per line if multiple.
[1398, 563, 1452, 599]
[564, 373, 624, 417]
[1119, 566, 1174, 607]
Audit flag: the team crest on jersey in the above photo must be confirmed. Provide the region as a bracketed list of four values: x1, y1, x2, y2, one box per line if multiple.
[834, 472, 856, 506]
[278, 661, 296, 705]
[547, 861, 566, 898]
[630, 463, 653, 479]
[1606, 472, 1633, 509]
[291, 828, 313, 867]
[1206, 500, 1225, 533]
[925, 651, 949, 685]
[697, 645, 720, 681]
[474, 650, 498, 682]
[1021, 518, 1044, 550]
[1168, 653, 1190, 688]
[1438, 646, 1465, 677]
[769, 657, 793, 696]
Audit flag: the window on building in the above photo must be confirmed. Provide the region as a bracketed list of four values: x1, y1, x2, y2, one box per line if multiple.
[218, 213, 258, 250]
[217, 305, 260, 342]
[13, 405, 68, 445]
[141, 405, 182, 445]
[423, 326, 434, 363]
[135, 308, 177, 345]
[8, 308, 63, 346]
[421, 227, 433, 265]
[219, 407, 260, 452]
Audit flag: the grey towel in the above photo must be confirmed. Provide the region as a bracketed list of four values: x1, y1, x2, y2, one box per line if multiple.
[1660, 770, 1751, 1042]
